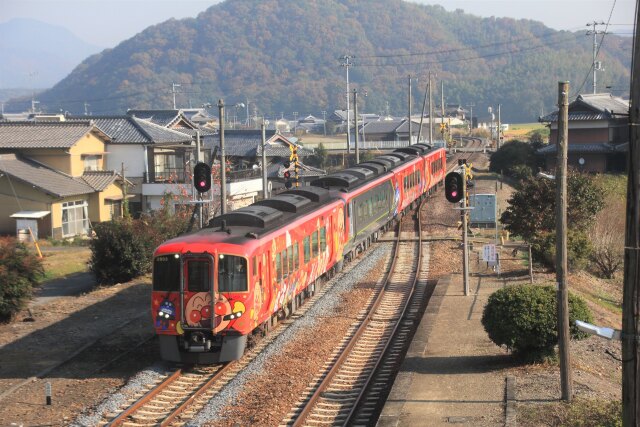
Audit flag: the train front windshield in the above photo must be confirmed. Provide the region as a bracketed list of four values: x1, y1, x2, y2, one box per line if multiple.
[218, 254, 248, 292]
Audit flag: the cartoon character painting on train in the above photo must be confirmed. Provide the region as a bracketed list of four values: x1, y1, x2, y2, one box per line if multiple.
[155, 298, 177, 331]
[212, 294, 246, 333]
[184, 292, 213, 328]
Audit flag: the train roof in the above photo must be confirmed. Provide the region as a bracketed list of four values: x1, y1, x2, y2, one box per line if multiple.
[310, 145, 441, 192]
[206, 186, 339, 240]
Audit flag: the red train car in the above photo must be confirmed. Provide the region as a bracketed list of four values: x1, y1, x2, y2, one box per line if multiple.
[151, 146, 445, 363]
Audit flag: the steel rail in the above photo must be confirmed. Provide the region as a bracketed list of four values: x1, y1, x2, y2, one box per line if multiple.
[291, 199, 424, 426]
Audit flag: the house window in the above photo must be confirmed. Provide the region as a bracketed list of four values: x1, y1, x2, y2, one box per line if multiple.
[61, 200, 89, 237]
[154, 150, 185, 182]
[83, 155, 101, 171]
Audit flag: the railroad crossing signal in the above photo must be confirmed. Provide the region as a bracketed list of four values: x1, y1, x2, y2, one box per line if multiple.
[444, 171, 464, 203]
[193, 162, 211, 193]
[289, 144, 300, 188]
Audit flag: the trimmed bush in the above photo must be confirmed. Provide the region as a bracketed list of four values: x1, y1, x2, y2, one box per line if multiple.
[0, 237, 44, 322]
[90, 219, 152, 284]
[90, 204, 190, 285]
[481, 284, 593, 360]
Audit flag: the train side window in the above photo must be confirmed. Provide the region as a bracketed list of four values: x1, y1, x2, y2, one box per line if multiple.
[276, 252, 282, 281]
[294, 242, 299, 269]
[304, 236, 310, 263]
[311, 231, 318, 258]
[282, 249, 288, 277]
[288, 246, 294, 273]
[320, 227, 326, 252]
[252, 256, 257, 277]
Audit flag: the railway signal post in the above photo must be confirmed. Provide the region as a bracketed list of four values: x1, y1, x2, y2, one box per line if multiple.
[445, 168, 471, 295]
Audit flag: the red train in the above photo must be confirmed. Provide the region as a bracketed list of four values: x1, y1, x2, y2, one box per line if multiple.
[152, 144, 446, 363]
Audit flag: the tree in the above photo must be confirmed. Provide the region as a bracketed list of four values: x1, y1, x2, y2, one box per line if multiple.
[501, 170, 604, 242]
[489, 140, 541, 179]
[501, 170, 604, 268]
[313, 143, 328, 169]
[589, 197, 625, 278]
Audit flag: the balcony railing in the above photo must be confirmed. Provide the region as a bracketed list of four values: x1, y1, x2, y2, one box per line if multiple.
[227, 168, 262, 181]
[144, 168, 188, 184]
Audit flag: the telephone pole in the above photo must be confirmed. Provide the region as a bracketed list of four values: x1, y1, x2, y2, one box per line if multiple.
[429, 71, 433, 145]
[172, 83, 181, 109]
[556, 81, 573, 402]
[586, 21, 607, 94]
[408, 75, 412, 145]
[353, 88, 360, 163]
[622, 4, 640, 424]
[341, 55, 353, 153]
[218, 99, 227, 215]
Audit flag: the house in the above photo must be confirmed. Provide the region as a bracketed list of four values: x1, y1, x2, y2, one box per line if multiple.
[538, 93, 628, 173]
[86, 115, 197, 213]
[0, 120, 130, 239]
[206, 129, 324, 197]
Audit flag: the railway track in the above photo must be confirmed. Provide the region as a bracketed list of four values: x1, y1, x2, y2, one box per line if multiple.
[100, 245, 383, 426]
[281, 200, 428, 427]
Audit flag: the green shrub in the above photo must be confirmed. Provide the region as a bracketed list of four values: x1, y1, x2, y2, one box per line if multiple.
[90, 205, 190, 285]
[90, 219, 152, 284]
[0, 237, 44, 322]
[531, 230, 592, 270]
[481, 285, 593, 360]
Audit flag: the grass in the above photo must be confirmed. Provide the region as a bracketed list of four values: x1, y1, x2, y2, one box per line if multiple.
[519, 399, 622, 427]
[38, 246, 91, 283]
[579, 289, 623, 314]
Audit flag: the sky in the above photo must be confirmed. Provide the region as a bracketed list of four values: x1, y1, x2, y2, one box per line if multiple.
[0, 0, 636, 48]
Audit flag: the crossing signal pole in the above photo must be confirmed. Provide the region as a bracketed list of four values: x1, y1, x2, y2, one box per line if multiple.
[445, 167, 471, 295]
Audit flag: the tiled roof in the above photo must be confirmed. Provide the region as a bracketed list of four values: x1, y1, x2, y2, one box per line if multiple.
[84, 116, 192, 145]
[133, 118, 194, 144]
[127, 109, 200, 130]
[540, 93, 629, 122]
[0, 153, 95, 197]
[208, 130, 313, 158]
[537, 142, 628, 154]
[362, 120, 402, 134]
[81, 170, 132, 191]
[0, 120, 102, 149]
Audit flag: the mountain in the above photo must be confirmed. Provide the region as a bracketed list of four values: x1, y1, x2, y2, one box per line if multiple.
[0, 18, 103, 89]
[11, 0, 633, 123]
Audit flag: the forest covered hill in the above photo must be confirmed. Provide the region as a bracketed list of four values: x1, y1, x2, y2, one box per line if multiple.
[11, 0, 633, 123]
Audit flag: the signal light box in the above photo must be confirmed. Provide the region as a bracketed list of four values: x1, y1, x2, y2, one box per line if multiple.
[444, 171, 464, 203]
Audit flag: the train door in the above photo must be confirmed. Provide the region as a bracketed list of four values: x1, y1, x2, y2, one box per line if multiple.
[181, 254, 215, 331]
[257, 251, 271, 318]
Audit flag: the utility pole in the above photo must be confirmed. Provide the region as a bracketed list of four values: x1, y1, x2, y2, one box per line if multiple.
[441, 81, 445, 142]
[408, 75, 412, 145]
[586, 21, 607, 94]
[261, 123, 269, 199]
[322, 110, 327, 136]
[172, 83, 181, 109]
[467, 103, 475, 133]
[497, 104, 502, 149]
[121, 162, 128, 218]
[195, 131, 203, 228]
[622, 4, 640, 423]
[218, 99, 227, 215]
[341, 55, 353, 153]
[293, 112, 298, 134]
[417, 79, 429, 145]
[556, 81, 572, 402]
[429, 71, 433, 145]
[353, 88, 360, 163]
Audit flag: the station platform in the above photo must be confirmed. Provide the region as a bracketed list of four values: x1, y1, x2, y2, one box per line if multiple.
[378, 271, 517, 426]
